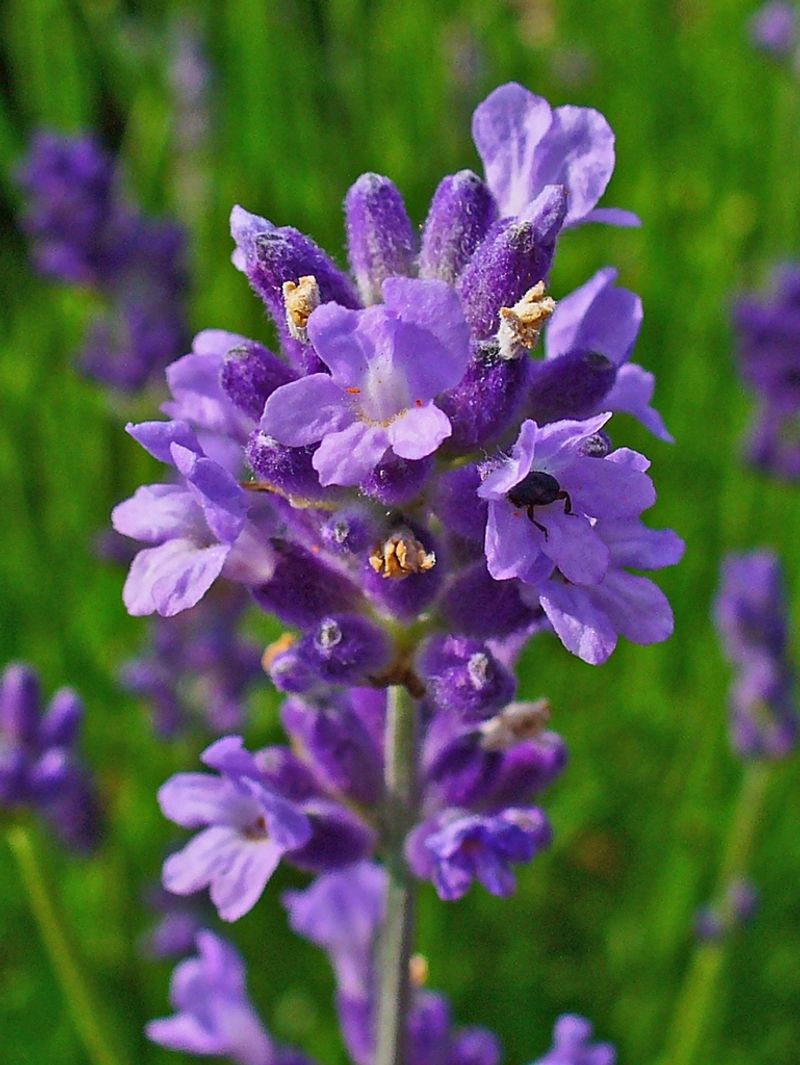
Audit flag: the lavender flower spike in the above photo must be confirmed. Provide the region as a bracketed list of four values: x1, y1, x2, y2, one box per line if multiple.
[147, 930, 315, 1065]
[159, 736, 311, 920]
[530, 1014, 616, 1065]
[261, 277, 471, 485]
[472, 82, 639, 228]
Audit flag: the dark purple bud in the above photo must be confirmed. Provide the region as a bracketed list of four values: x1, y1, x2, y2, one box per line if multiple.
[299, 614, 393, 687]
[30, 749, 73, 802]
[448, 1028, 502, 1065]
[246, 431, 343, 504]
[0, 663, 41, 746]
[345, 173, 418, 305]
[39, 688, 84, 748]
[252, 540, 363, 627]
[423, 721, 500, 808]
[408, 992, 450, 1065]
[457, 186, 567, 339]
[320, 509, 377, 556]
[527, 350, 616, 424]
[361, 452, 434, 506]
[253, 746, 322, 802]
[418, 635, 515, 721]
[441, 562, 536, 639]
[281, 697, 383, 806]
[486, 732, 568, 806]
[268, 645, 321, 694]
[419, 170, 498, 285]
[0, 745, 29, 805]
[220, 340, 295, 422]
[438, 346, 532, 451]
[231, 207, 359, 370]
[44, 767, 103, 854]
[363, 529, 442, 623]
[434, 465, 487, 542]
[288, 799, 375, 872]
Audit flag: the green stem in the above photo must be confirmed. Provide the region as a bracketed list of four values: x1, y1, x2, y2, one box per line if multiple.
[6, 822, 124, 1065]
[658, 762, 771, 1065]
[375, 684, 419, 1065]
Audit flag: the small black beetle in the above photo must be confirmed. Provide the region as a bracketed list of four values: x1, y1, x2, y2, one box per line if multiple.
[506, 470, 572, 537]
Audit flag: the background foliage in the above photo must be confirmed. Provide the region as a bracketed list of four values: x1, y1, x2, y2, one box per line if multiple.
[1, 1, 799, 1063]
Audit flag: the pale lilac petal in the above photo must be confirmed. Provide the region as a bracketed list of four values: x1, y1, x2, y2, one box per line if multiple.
[312, 422, 389, 486]
[472, 83, 553, 217]
[112, 484, 200, 543]
[538, 508, 609, 584]
[558, 454, 655, 518]
[478, 420, 540, 499]
[306, 302, 372, 383]
[539, 582, 618, 664]
[157, 773, 231, 828]
[260, 374, 352, 447]
[601, 521, 685, 570]
[171, 445, 247, 544]
[604, 363, 674, 442]
[222, 524, 277, 586]
[209, 839, 283, 921]
[484, 501, 554, 584]
[381, 277, 472, 394]
[123, 539, 228, 617]
[252, 785, 312, 850]
[146, 1013, 222, 1056]
[582, 207, 642, 228]
[590, 570, 674, 645]
[533, 412, 612, 470]
[162, 825, 241, 896]
[546, 267, 642, 365]
[126, 420, 201, 464]
[533, 105, 615, 226]
[388, 403, 452, 459]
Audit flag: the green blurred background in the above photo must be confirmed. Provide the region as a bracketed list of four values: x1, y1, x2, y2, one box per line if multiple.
[1, 1, 799, 1062]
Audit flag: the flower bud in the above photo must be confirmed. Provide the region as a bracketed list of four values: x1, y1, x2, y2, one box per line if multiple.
[245, 431, 342, 503]
[40, 688, 84, 749]
[300, 615, 393, 687]
[287, 799, 375, 872]
[253, 745, 321, 802]
[220, 340, 294, 422]
[438, 345, 532, 451]
[433, 466, 487, 542]
[345, 173, 417, 305]
[0, 663, 41, 746]
[440, 562, 536, 639]
[252, 541, 362, 626]
[457, 185, 566, 339]
[419, 170, 498, 284]
[418, 635, 515, 721]
[486, 732, 568, 806]
[360, 453, 433, 506]
[527, 349, 616, 424]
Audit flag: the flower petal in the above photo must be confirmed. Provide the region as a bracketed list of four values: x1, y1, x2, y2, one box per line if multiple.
[162, 825, 241, 896]
[388, 403, 452, 460]
[484, 500, 555, 584]
[538, 507, 609, 585]
[112, 484, 200, 544]
[601, 520, 685, 570]
[558, 454, 655, 518]
[582, 207, 642, 228]
[260, 374, 352, 447]
[158, 773, 232, 828]
[604, 363, 674, 442]
[590, 570, 675, 645]
[146, 1013, 223, 1057]
[546, 267, 642, 366]
[171, 445, 247, 544]
[209, 838, 284, 922]
[532, 105, 616, 227]
[126, 420, 201, 465]
[123, 539, 228, 617]
[312, 422, 389, 486]
[306, 302, 372, 383]
[539, 581, 618, 664]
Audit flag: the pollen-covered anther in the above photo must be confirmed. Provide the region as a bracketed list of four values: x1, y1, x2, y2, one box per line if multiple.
[496, 281, 556, 360]
[479, 698, 551, 752]
[409, 953, 429, 987]
[261, 632, 298, 673]
[282, 275, 321, 342]
[369, 529, 436, 580]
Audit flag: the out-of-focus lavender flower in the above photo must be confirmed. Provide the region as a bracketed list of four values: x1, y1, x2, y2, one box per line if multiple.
[17, 132, 188, 392]
[530, 1014, 616, 1065]
[472, 82, 639, 228]
[121, 588, 262, 736]
[715, 551, 798, 758]
[732, 263, 800, 478]
[695, 877, 759, 941]
[147, 930, 316, 1065]
[0, 663, 101, 853]
[748, 1, 797, 58]
[141, 882, 208, 959]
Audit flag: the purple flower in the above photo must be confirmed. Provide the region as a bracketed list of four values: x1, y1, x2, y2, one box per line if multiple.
[478, 415, 655, 588]
[158, 737, 312, 921]
[749, 1, 797, 57]
[260, 277, 471, 486]
[471, 83, 639, 228]
[147, 930, 313, 1065]
[531, 1014, 616, 1065]
[113, 420, 276, 617]
[409, 806, 552, 901]
[543, 268, 672, 441]
[533, 517, 685, 664]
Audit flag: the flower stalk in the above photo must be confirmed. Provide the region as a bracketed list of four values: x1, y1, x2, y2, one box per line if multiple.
[376, 682, 419, 1065]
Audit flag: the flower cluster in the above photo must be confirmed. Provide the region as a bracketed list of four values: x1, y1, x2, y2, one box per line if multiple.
[107, 82, 670, 1063]
[715, 550, 798, 758]
[17, 132, 188, 391]
[731, 263, 800, 478]
[0, 663, 101, 852]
